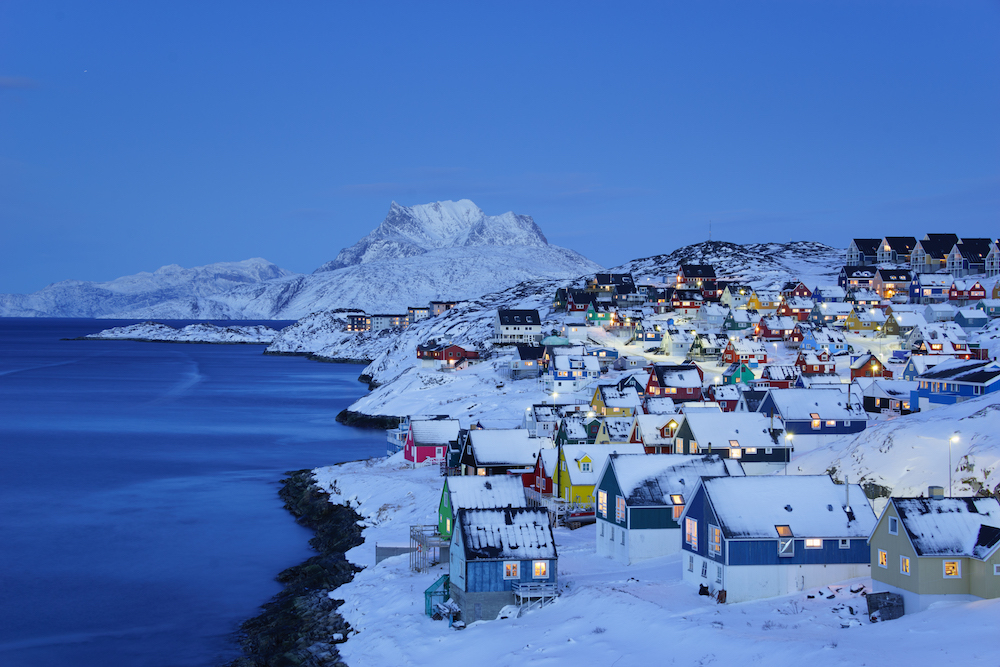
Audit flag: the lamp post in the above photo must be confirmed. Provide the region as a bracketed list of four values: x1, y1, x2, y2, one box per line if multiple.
[784, 433, 793, 474]
[949, 433, 959, 497]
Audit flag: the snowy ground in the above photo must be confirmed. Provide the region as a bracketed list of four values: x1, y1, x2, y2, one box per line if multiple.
[84, 321, 282, 344]
[313, 456, 1000, 667]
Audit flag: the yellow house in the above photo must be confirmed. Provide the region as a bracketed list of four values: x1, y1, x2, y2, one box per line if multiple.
[747, 290, 780, 312]
[594, 417, 634, 444]
[554, 444, 645, 504]
[590, 384, 641, 417]
[845, 307, 886, 333]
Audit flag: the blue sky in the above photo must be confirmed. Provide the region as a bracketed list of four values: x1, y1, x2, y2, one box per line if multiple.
[1, 1, 997, 293]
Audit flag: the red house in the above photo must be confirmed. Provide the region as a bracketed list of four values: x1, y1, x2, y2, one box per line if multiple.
[776, 297, 814, 322]
[722, 338, 768, 367]
[757, 364, 799, 389]
[850, 352, 893, 380]
[530, 449, 558, 496]
[416, 341, 480, 363]
[780, 281, 813, 300]
[403, 418, 461, 466]
[645, 362, 704, 402]
[706, 383, 741, 412]
[949, 280, 987, 305]
[795, 349, 836, 375]
[754, 315, 798, 341]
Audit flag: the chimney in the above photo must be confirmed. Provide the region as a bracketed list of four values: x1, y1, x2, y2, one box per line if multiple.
[928, 486, 944, 499]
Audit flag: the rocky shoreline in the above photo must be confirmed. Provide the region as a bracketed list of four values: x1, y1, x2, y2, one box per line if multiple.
[226, 469, 364, 667]
[335, 409, 401, 430]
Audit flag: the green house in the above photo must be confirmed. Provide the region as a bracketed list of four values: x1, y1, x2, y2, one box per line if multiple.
[722, 362, 755, 385]
[437, 475, 527, 538]
[555, 415, 602, 446]
[585, 303, 613, 325]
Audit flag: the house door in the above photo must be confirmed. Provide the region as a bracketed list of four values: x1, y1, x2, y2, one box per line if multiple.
[436, 447, 443, 459]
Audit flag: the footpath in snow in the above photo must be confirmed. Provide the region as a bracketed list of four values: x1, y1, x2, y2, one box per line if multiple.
[312, 455, 1000, 667]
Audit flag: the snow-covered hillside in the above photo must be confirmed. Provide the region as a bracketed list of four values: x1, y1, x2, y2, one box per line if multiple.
[797, 393, 1000, 506]
[84, 321, 283, 344]
[618, 240, 844, 289]
[0, 201, 602, 319]
[317, 200, 550, 270]
[0, 258, 292, 318]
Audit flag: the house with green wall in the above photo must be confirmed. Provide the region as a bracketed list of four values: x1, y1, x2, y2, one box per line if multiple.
[437, 475, 527, 539]
[869, 496, 1000, 614]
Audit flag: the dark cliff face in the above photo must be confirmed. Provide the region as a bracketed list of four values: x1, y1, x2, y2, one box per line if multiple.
[227, 470, 364, 667]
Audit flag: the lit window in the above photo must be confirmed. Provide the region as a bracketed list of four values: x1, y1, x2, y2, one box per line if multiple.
[685, 517, 698, 546]
[812, 419, 821, 430]
[533, 561, 548, 578]
[477, 468, 487, 476]
[745, 447, 757, 455]
[775, 525, 793, 537]
[878, 549, 887, 568]
[616, 496, 626, 522]
[943, 561, 961, 578]
[709, 525, 722, 555]
[888, 517, 898, 535]
[826, 420, 836, 427]
[503, 561, 519, 579]
[900, 556, 910, 575]
[805, 538, 823, 549]
[690, 441, 699, 454]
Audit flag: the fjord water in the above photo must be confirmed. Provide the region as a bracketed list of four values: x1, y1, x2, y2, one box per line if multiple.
[0, 319, 385, 667]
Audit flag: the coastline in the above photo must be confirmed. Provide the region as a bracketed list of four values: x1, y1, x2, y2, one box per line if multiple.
[335, 409, 400, 430]
[227, 469, 364, 667]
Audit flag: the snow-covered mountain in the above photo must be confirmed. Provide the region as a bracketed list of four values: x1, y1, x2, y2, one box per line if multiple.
[0, 258, 292, 318]
[617, 240, 844, 290]
[316, 200, 548, 271]
[0, 201, 602, 319]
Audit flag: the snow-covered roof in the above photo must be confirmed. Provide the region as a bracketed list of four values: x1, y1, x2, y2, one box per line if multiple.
[610, 454, 744, 507]
[644, 397, 677, 414]
[892, 497, 1000, 559]
[559, 415, 597, 441]
[762, 364, 799, 380]
[564, 443, 645, 486]
[467, 429, 538, 466]
[813, 303, 855, 315]
[918, 359, 1000, 384]
[760, 315, 798, 330]
[538, 448, 559, 477]
[410, 419, 461, 445]
[863, 380, 918, 399]
[457, 507, 556, 561]
[445, 475, 527, 512]
[709, 384, 742, 401]
[813, 285, 846, 297]
[599, 416, 635, 442]
[596, 385, 641, 409]
[682, 411, 780, 450]
[651, 364, 702, 388]
[632, 413, 679, 445]
[727, 339, 767, 355]
[850, 352, 886, 370]
[810, 328, 846, 344]
[552, 355, 601, 372]
[889, 311, 928, 329]
[850, 309, 886, 324]
[762, 387, 864, 420]
[703, 476, 877, 539]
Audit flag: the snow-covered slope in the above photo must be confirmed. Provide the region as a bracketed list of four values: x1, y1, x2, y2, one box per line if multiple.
[618, 240, 844, 290]
[316, 200, 549, 271]
[0, 259, 292, 319]
[83, 321, 282, 344]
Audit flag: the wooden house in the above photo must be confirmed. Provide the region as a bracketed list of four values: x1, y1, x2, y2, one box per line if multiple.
[529, 448, 559, 497]
[672, 289, 704, 315]
[838, 266, 876, 291]
[924, 302, 957, 322]
[590, 384, 641, 416]
[780, 281, 813, 300]
[438, 476, 527, 539]
[587, 272, 635, 293]
[850, 352, 892, 380]
[693, 302, 729, 329]
[955, 307, 988, 332]
[510, 344, 545, 379]
[661, 327, 695, 357]
[909, 273, 951, 304]
[910, 234, 957, 274]
[567, 290, 598, 312]
[795, 349, 836, 376]
[404, 417, 462, 467]
[873, 268, 912, 301]
[722, 362, 755, 385]
[523, 404, 560, 440]
[593, 417, 635, 445]
[417, 340, 479, 368]
[757, 364, 799, 389]
[776, 297, 814, 322]
[861, 380, 916, 416]
[754, 315, 797, 341]
[883, 311, 928, 337]
[812, 285, 846, 303]
[449, 507, 557, 622]
[723, 309, 759, 332]
[553, 443, 645, 505]
[460, 429, 538, 477]
[554, 414, 602, 446]
[913, 323, 971, 358]
[595, 454, 743, 565]
[869, 497, 1000, 614]
[912, 359, 1000, 408]
[629, 413, 680, 453]
[720, 284, 753, 310]
[584, 346, 619, 370]
[877, 236, 917, 265]
[706, 383, 742, 412]
[949, 280, 987, 306]
[947, 238, 993, 277]
[976, 299, 1000, 320]
[809, 302, 855, 326]
[643, 395, 678, 416]
[747, 290, 780, 313]
[676, 264, 716, 290]
[494, 309, 542, 345]
[681, 475, 876, 603]
[756, 387, 867, 436]
[722, 338, 768, 367]
[799, 326, 848, 354]
[546, 354, 601, 393]
[845, 287, 883, 308]
[672, 411, 788, 473]
[845, 307, 886, 334]
[846, 238, 880, 266]
[898, 355, 947, 381]
[646, 362, 704, 402]
[689, 332, 729, 360]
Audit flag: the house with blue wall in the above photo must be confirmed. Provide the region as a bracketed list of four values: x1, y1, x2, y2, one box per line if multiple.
[449, 507, 557, 622]
[912, 359, 1000, 409]
[680, 475, 876, 603]
[799, 326, 848, 354]
[757, 387, 868, 436]
[595, 454, 743, 565]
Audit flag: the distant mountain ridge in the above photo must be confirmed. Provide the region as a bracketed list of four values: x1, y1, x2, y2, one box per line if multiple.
[316, 200, 549, 271]
[0, 200, 601, 319]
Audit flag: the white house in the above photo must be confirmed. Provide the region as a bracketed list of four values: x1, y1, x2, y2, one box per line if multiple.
[495, 309, 542, 345]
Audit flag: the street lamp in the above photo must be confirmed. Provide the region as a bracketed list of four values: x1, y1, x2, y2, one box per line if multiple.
[784, 433, 793, 474]
[949, 433, 959, 497]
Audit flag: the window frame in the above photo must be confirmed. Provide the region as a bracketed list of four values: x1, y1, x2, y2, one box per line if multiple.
[804, 538, 823, 549]
[615, 495, 626, 523]
[888, 517, 898, 535]
[839, 538, 850, 550]
[943, 560, 961, 579]
[709, 524, 722, 556]
[685, 517, 698, 547]
[597, 490, 608, 518]
[503, 561, 520, 580]
[900, 555, 910, 576]
[878, 549, 887, 568]
[532, 560, 548, 579]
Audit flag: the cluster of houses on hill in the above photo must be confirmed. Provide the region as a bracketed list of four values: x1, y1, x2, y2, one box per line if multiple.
[346, 300, 460, 332]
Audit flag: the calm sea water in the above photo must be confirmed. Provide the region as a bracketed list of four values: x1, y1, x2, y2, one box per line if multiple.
[0, 319, 385, 667]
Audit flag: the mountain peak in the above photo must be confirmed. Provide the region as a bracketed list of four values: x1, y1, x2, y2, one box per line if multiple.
[315, 200, 549, 272]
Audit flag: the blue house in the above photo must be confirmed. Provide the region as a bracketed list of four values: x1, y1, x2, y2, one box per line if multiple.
[954, 308, 988, 332]
[909, 273, 951, 304]
[757, 387, 868, 435]
[912, 359, 1000, 409]
[799, 327, 848, 354]
[449, 507, 557, 622]
[635, 322, 663, 344]
[812, 285, 846, 303]
[680, 475, 876, 603]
